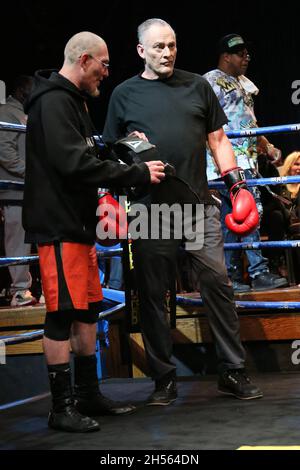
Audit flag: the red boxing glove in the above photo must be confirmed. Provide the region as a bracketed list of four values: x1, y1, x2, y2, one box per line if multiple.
[96, 191, 127, 246]
[221, 167, 259, 236]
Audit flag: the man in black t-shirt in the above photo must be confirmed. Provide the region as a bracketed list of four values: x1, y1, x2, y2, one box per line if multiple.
[103, 18, 262, 404]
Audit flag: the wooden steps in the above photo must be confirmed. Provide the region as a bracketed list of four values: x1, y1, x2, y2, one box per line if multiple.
[175, 286, 300, 341]
[0, 305, 45, 354]
[130, 286, 300, 377]
[0, 304, 129, 380]
[178, 285, 300, 304]
[235, 285, 300, 302]
[1, 287, 300, 379]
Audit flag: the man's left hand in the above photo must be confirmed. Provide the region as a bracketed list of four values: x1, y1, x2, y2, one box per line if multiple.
[266, 144, 282, 166]
[222, 167, 259, 236]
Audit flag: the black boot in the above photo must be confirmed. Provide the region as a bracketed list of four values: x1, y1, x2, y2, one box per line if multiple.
[47, 363, 100, 432]
[74, 355, 136, 416]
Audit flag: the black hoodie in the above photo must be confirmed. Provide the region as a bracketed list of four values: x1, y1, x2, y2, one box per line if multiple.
[23, 70, 150, 244]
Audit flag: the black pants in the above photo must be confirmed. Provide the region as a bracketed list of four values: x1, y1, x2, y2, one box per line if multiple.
[132, 205, 246, 380]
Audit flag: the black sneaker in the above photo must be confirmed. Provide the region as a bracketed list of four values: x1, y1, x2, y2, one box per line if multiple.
[270, 273, 289, 286]
[218, 369, 263, 400]
[147, 374, 178, 406]
[48, 404, 100, 432]
[232, 281, 251, 293]
[251, 272, 288, 291]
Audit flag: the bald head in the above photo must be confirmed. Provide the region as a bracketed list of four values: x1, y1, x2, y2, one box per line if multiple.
[59, 31, 109, 97]
[137, 18, 175, 44]
[64, 31, 107, 65]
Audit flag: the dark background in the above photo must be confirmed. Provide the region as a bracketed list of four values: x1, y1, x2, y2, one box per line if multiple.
[1, 0, 300, 153]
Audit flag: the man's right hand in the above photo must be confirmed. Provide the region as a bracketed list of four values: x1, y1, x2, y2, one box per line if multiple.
[145, 161, 165, 184]
[127, 130, 149, 142]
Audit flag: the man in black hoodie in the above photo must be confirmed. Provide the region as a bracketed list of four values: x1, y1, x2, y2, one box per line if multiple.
[23, 31, 165, 433]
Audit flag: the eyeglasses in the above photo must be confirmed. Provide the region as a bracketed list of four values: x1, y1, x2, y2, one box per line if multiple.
[234, 51, 251, 60]
[89, 55, 110, 69]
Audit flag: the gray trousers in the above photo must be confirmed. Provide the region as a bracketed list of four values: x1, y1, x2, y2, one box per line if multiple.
[3, 205, 32, 293]
[132, 205, 246, 380]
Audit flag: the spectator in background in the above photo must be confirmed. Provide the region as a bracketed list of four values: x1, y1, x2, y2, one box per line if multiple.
[0, 75, 37, 307]
[257, 151, 290, 277]
[280, 152, 300, 219]
[204, 34, 288, 292]
[279, 151, 300, 284]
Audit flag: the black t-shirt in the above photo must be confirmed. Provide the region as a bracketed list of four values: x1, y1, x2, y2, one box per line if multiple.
[103, 69, 227, 203]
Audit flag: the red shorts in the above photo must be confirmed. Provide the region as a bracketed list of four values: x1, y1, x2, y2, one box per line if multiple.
[38, 242, 103, 312]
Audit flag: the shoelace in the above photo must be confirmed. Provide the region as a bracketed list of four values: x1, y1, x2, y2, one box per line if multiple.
[155, 379, 175, 392]
[227, 370, 250, 384]
[61, 405, 96, 424]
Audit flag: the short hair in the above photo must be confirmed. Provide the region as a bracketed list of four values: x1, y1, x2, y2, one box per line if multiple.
[64, 31, 106, 64]
[137, 18, 175, 44]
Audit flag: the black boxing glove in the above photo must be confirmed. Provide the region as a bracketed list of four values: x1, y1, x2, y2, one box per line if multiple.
[113, 135, 160, 165]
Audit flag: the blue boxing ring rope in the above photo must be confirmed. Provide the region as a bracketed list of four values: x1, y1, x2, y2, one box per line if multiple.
[0, 239, 299, 270]
[0, 301, 126, 346]
[176, 296, 300, 310]
[225, 123, 300, 139]
[1, 120, 300, 138]
[208, 175, 300, 189]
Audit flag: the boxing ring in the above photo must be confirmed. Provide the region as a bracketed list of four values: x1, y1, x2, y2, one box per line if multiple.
[1, 120, 300, 452]
[1, 120, 300, 346]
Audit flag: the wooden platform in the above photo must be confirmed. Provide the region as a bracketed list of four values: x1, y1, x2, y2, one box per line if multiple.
[130, 286, 300, 377]
[0, 304, 45, 355]
[0, 303, 131, 380]
[1, 286, 300, 379]
[175, 286, 300, 341]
